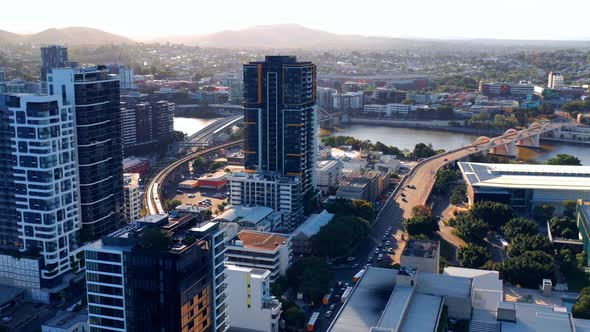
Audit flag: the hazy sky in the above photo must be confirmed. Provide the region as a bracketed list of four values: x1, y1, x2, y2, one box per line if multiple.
[3, 0, 590, 40]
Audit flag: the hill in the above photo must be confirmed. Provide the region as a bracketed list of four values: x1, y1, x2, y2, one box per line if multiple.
[0, 27, 134, 45]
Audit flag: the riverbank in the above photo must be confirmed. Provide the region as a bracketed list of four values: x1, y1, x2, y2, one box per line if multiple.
[348, 117, 501, 136]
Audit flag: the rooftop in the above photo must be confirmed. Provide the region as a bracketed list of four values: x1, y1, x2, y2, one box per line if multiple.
[458, 162, 590, 191]
[124, 173, 140, 188]
[402, 239, 438, 258]
[226, 264, 271, 279]
[43, 310, 88, 329]
[317, 160, 342, 172]
[214, 205, 277, 224]
[292, 210, 334, 238]
[233, 230, 289, 251]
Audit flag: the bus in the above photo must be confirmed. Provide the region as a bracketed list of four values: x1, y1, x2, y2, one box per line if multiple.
[353, 269, 366, 283]
[341, 287, 353, 303]
[322, 293, 331, 305]
[307, 312, 320, 331]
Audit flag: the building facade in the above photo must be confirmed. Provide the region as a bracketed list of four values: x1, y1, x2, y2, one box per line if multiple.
[85, 215, 228, 332]
[225, 265, 281, 332]
[228, 172, 303, 231]
[123, 173, 141, 223]
[41, 45, 68, 81]
[50, 67, 124, 237]
[0, 94, 85, 300]
[243, 56, 317, 196]
[316, 160, 343, 194]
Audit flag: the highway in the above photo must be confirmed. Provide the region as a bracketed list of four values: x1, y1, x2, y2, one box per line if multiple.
[348, 121, 568, 272]
[145, 139, 243, 215]
[186, 115, 243, 143]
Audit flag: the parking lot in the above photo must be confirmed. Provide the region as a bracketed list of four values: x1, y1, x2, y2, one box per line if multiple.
[173, 186, 229, 215]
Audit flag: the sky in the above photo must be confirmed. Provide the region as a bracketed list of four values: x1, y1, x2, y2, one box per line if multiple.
[3, 0, 590, 41]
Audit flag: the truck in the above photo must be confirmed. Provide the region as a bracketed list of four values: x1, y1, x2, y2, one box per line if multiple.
[353, 269, 366, 283]
[322, 293, 332, 305]
[341, 287, 353, 303]
[307, 312, 320, 331]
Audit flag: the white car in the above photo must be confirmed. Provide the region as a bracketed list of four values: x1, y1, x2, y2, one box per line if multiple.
[187, 194, 196, 198]
[377, 254, 383, 261]
[325, 310, 333, 318]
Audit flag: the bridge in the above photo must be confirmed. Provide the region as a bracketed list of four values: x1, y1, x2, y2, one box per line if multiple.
[473, 121, 570, 157]
[315, 105, 347, 129]
[146, 139, 244, 215]
[172, 115, 243, 155]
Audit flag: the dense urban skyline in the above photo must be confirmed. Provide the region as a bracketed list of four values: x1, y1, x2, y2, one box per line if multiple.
[3, 0, 590, 40]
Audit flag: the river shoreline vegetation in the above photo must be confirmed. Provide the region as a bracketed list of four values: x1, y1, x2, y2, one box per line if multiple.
[321, 135, 443, 160]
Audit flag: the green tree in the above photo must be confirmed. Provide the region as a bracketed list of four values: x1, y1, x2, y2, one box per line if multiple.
[550, 216, 579, 239]
[507, 234, 553, 257]
[140, 228, 172, 251]
[563, 200, 577, 218]
[403, 215, 439, 236]
[501, 217, 538, 241]
[166, 199, 182, 210]
[270, 276, 288, 298]
[573, 286, 590, 319]
[533, 204, 555, 222]
[458, 244, 489, 268]
[500, 251, 554, 288]
[311, 216, 371, 258]
[193, 156, 205, 170]
[470, 201, 513, 230]
[283, 304, 306, 330]
[209, 161, 226, 172]
[434, 168, 462, 193]
[325, 198, 377, 220]
[453, 214, 489, 244]
[412, 143, 437, 159]
[450, 185, 467, 205]
[546, 154, 582, 166]
[287, 257, 334, 303]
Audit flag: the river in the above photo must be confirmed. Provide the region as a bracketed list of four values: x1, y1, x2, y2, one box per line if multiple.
[326, 124, 590, 165]
[174, 117, 590, 165]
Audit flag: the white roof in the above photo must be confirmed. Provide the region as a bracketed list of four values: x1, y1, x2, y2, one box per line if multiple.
[292, 210, 334, 238]
[214, 205, 276, 224]
[459, 162, 590, 191]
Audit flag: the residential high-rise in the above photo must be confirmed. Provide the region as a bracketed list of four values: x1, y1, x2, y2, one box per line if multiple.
[49, 66, 124, 237]
[0, 93, 85, 301]
[85, 214, 228, 332]
[123, 173, 142, 222]
[242, 56, 317, 195]
[548, 71, 565, 89]
[40, 45, 69, 81]
[0, 66, 5, 82]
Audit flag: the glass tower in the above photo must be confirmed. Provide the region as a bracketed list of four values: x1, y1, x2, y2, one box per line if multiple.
[242, 56, 317, 195]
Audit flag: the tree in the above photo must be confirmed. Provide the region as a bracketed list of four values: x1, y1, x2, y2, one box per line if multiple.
[550, 216, 579, 239]
[140, 228, 172, 251]
[192, 156, 205, 170]
[573, 286, 590, 319]
[412, 143, 437, 159]
[501, 217, 538, 241]
[450, 185, 467, 205]
[500, 251, 554, 288]
[470, 201, 513, 230]
[270, 276, 288, 298]
[166, 199, 182, 210]
[325, 198, 377, 220]
[533, 204, 555, 222]
[454, 214, 489, 244]
[507, 234, 553, 257]
[283, 304, 306, 330]
[546, 154, 582, 166]
[458, 244, 489, 268]
[563, 200, 577, 218]
[434, 168, 462, 193]
[311, 216, 371, 258]
[287, 257, 334, 303]
[404, 215, 439, 236]
[209, 161, 226, 172]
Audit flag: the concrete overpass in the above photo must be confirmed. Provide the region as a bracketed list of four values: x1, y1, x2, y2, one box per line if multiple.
[172, 115, 243, 154]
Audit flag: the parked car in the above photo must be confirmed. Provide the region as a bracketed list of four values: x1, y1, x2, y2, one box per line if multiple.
[187, 194, 196, 198]
[385, 241, 390, 246]
[2, 316, 12, 323]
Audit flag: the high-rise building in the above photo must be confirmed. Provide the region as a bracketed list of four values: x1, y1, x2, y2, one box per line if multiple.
[123, 173, 142, 222]
[0, 93, 85, 301]
[85, 214, 228, 331]
[548, 71, 565, 89]
[229, 79, 243, 105]
[242, 56, 317, 195]
[225, 265, 282, 332]
[40, 45, 69, 81]
[107, 64, 135, 89]
[0, 66, 5, 82]
[49, 66, 124, 237]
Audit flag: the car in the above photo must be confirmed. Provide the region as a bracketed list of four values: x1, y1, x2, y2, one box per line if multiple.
[352, 263, 359, 268]
[377, 254, 383, 261]
[325, 310, 333, 318]
[346, 256, 356, 261]
[387, 226, 393, 231]
[382, 235, 387, 240]
[2, 316, 13, 323]
[402, 197, 408, 202]
[329, 304, 336, 311]
[374, 248, 380, 254]
[444, 158, 448, 162]
[387, 248, 394, 253]
[176, 190, 184, 194]
[385, 240, 390, 246]
[377, 243, 383, 248]
[187, 194, 196, 198]
[401, 193, 406, 197]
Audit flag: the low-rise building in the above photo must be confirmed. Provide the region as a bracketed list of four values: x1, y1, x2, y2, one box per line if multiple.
[42, 310, 88, 332]
[214, 205, 282, 232]
[337, 171, 385, 201]
[225, 265, 282, 332]
[459, 162, 590, 214]
[291, 210, 334, 254]
[123, 173, 142, 223]
[400, 240, 440, 274]
[197, 171, 229, 190]
[225, 230, 291, 280]
[316, 160, 343, 194]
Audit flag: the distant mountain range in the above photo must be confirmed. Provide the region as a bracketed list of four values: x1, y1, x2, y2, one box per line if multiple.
[0, 27, 133, 45]
[1, 24, 590, 50]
